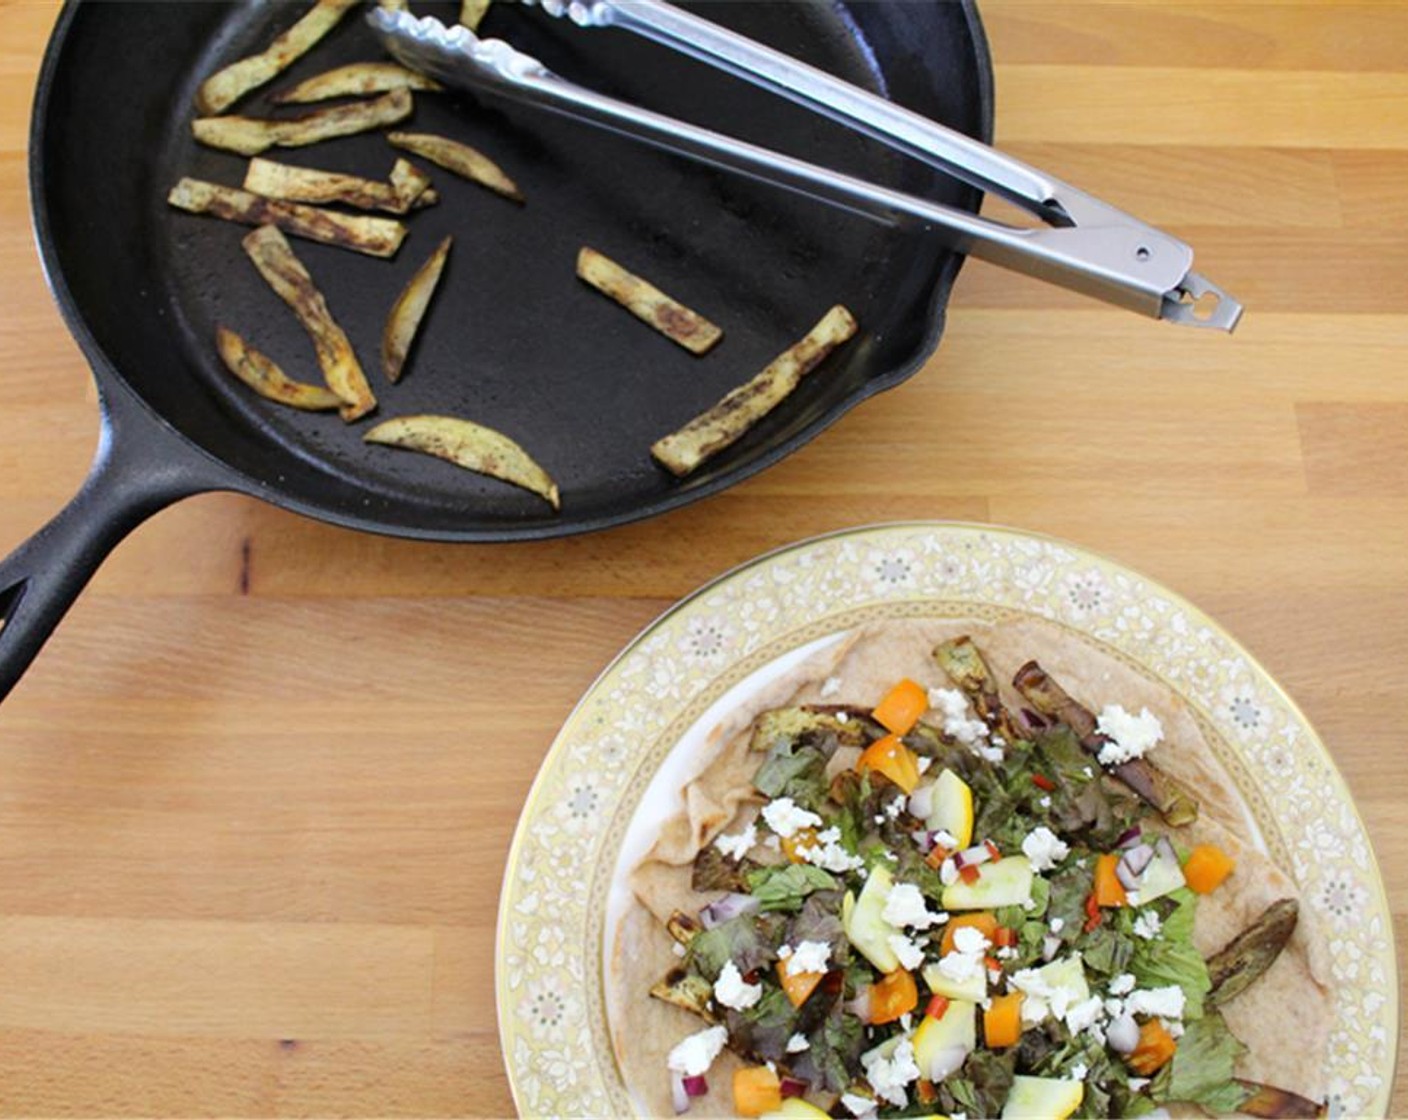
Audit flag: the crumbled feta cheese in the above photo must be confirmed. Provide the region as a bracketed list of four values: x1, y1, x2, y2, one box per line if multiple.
[841, 1091, 878, 1118]
[874, 815, 886, 825]
[916, 756, 933, 774]
[672, 942, 686, 958]
[937, 948, 984, 983]
[1069, 1062, 1088, 1081]
[1038, 795, 1052, 809]
[713, 823, 757, 862]
[713, 961, 762, 1011]
[886, 795, 906, 820]
[861, 1038, 920, 1107]
[939, 857, 959, 886]
[1095, 704, 1164, 766]
[1128, 1078, 1150, 1092]
[1049, 917, 1065, 934]
[1022, 826, 1070, 872]
[1132, 910, 1163, 940]
[836, 711, 850, 724]
[1010, 961, 1085, 1024]
[975, 741, 1006, 763]
[1125, 985, 1186, 1020]
[1166, 1019, 1186, 1038]
[899, 1012, 912, 1032]
[794, 826, 865, 873]
[888, 933, 926, 971]
[1065, 995, 1105, 1034]
[928, 687, 989, 746]
[784, 939, 833, 976]
[761, 797, 823, 838]
[820, 676, 842, 698]
[667, 1025, 728, 1075]
[1022, 898, 1037, 911]
[883, 883, 942, 930]
[997, 947, 1018, 960]
[952, 925, 990, 955]
[1108, 973, 1137, 996]
[1082, 766, 1094, 779]
[786, 1033, 810, 1054]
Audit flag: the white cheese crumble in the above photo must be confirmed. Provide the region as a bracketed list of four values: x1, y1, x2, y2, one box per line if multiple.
[784, 939, 833, 976]
[836, 711, 851, 724]
[928, 687, 989, 747]
[761, 797, 823, 838]
[713, 960, 762, 1011]
[1124, 985, 1186, 1020]
[888, 933, 926, 971]
[841, 1091, 878, 1118]
[672, 942, 686, 958]
[1108, 973, 1137, 996]
[1069, 1062, 1088, 1081]
[885, 795, 906, 820]
[952, 925, 991, 955]
[1038, 795, 1052, 809]
[861, 1038, 920, 1107]
[1095, 704, 1165, 766]
[795, 826, 865, 874]
[1132, 910, 1163, 940]
[713, 823, 757, 862]
[667, 1025, 728, 1076]
[1065, 995, 1105, 1034]
[916, 756, 933, 774]
[1049, 917, 1065, 934]
[1022, 826, 1070, 872]
[899, 1012, 912, 1032]
[883, 883, 942, 930]
[938, 948, 985, 983]
[1128, 1078, 1150, 1092]
[786, 1032, 810, 1054]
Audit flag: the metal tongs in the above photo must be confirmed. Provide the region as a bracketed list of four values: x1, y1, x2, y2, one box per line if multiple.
[370, 0, 1243, 331]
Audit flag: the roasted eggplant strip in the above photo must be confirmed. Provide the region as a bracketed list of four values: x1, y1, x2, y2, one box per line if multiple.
[1235, 1081, 1325, 1118]
[749, 705, 878, 754]
[274, 62, 443, 104]
[1013, 660, 1200, 826]
[933, 636, 1024, 742]
[691, 846, 758, 893]
[389, 160, 438, 210]
[364, 415, 561, 509]
[651, 304, 858, 478]
[381, 236, 452, 383]
[215, 325, 343, 411]
[194, 88, 413, 157]
[666, 910, 703, 946]
[577, 247, 723, 355]
[1207, 898, 1299, 1007]
[460, 0, 492, 30]
[651, 966, 716, 1022]
[196, 0, 358, 115]
[243, 157, 432, 216]
[168, 178, 407, 259]
[242, 225, 376, 421]
[386, 131, 524, 203]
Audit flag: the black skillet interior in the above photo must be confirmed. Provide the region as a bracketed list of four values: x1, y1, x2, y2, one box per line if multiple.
[37, 0, 991, 539]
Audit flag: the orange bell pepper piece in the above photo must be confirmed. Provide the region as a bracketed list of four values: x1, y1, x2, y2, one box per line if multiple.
[872, 678, 929, 735]
[733, 1066, 783, 1117]
[857, 733, 921, 794]
[983, 992, 1024, 1048]
[1094, 852, 1128, 908]
[940, 911, 998, 956]
[776, 960, 824, 1008]
[868, 968, 918, 1024]
[1183, 843, 1236, 894]
[1127, 1019, 1178, 1075]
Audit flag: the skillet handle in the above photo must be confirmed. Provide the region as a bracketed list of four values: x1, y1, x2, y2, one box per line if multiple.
[0, 376, 222, 703]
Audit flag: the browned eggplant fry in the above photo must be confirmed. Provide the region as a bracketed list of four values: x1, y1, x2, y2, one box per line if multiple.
[241, 225, 376, 422]
[1235, 1081, 1326, 1119]
[460, 0, 492, 30]
[382, 236, 452, 383]
[386, 131, 524, 203]
[215, 325, 343, 412]
[932, 636, 1024, 742]
[576, 247, 723, 355]
[650, 967, 716, 1022]
[1207, 898, 1299, 1007]
[275, 62, 443, 104]
[193, 88, 413, 157]
[389, 159, 436, 210]
[363, 415, 560, 509]
[651, 305, 857, 478]
[1012, 660, 1200, 826]
[196, 0, 359, 115]
[243, 157, 430, 216]
[168, 177, 407, 259]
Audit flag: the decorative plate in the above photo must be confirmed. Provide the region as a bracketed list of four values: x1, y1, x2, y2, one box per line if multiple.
[496, 523, 1396, 1118]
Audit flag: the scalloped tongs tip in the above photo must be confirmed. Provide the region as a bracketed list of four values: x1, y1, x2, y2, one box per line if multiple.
[369, 1, 1243, 332]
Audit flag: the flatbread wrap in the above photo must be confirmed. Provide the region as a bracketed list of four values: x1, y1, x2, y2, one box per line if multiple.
[609, 617, 1330, 1119]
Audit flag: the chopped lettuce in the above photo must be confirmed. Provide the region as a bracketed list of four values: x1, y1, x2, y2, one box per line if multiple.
[686, 912, 784, 980]
[753, 740, 831, 805]
[936, 1049, 1017, 1118]
[726, 985, 798, 1063]
[1128, 888, 1211, 1018]
[1158, 1012, 1253, 1113]
[745, 863, 840, 912]
[793, 999, 865, 1093]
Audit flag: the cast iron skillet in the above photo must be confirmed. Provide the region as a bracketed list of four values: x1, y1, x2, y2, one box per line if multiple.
[0, 0, 992, 700]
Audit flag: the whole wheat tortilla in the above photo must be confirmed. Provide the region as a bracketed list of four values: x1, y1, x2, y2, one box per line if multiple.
[609, 616, 1331, 1117]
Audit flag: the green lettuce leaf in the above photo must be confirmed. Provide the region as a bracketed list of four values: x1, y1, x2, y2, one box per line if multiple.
[753, 741, 829, 806]
[936, 1049, 1017, 1119]
[1160, 1012, 1253, 1113]
[1128, 888, 1211, 1018]
[745, 863, 840, 913]
[686, 912, 784, 980]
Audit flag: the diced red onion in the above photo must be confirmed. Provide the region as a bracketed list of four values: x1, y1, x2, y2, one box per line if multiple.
[953, 844, 992, 869]
[925, 1044, 970, 1080]
[843, 986, 872, 1021]
[1116, 825, 1143, 849]
[1116, 843, 1155, 889]
[671, 1070, 691, 1114]
[1042, 934, 1061, 961]
[699, 892, 759, 930]
[780, 1077, 808, 1099]
[683, 1074, 709, 1098]
[1106, 1014, 1140, 1053]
